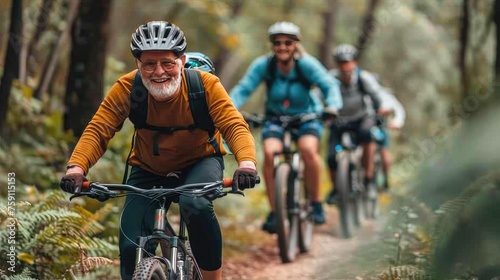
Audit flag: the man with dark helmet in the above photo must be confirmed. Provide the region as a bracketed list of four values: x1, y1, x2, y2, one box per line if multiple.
[325, 44, 385, 204]
[230, 21, 343, 233]
[59, 21, 258, 280]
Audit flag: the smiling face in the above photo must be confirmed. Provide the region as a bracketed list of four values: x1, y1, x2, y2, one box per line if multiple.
[136, 50, 186, 101]
[272, 34, 297, 63]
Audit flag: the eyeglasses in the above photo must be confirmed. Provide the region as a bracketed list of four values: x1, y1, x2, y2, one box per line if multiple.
[139, 58, 179, 73]
[273, 40, 295, 47]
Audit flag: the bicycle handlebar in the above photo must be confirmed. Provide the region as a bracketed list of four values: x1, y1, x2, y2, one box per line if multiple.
[70, 178, 250, 202]
[242, 112, 324, 128]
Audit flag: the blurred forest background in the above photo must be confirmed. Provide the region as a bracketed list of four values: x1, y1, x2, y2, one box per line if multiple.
[0, 0, 500, 279]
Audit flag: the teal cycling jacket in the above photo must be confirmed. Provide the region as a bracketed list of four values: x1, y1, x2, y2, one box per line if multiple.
[230, 54, 343, 115]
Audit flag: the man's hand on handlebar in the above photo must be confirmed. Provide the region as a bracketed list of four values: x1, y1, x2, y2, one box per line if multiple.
[233, 168, 259, 190]
[60, 173, 87, 194]
[322, 108, 338, 124]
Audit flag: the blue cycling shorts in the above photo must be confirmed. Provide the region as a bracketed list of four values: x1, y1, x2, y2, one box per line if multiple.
[262, 119, 323, 141]
[372, 126, 389, 148]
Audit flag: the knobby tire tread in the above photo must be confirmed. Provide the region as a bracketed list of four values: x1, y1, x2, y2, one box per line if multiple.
[336, 153, 356, 239]
[275, 163, 298, 263]
[132, 258, 168, 280]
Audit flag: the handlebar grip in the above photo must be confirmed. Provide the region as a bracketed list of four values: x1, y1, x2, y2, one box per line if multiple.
[81, 180, 91, 191]
[223, 178, 233, 188]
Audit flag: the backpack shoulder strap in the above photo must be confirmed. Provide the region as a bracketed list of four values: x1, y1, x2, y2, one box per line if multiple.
[265, 55, 312, 90]
[185, 69, 221, 154]
[357, 67, 367, 95]
[265, 55, 277, 90]
[129, 71, 149, 129]
[185, 69, 215, 133]
[294, 58, 312, 89]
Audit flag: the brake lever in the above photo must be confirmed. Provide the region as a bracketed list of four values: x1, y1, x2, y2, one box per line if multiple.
[69, 192, 87, 201]
[69, 187, 115, 202]
[230, 184, 245, 197]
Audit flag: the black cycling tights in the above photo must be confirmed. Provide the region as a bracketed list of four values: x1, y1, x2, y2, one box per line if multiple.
[119, 157, 224, 279]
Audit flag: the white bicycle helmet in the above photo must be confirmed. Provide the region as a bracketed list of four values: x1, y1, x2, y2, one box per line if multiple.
[333, 44, 358, 62]
[130, 21, 187, 58]
[268, 21, 301, 42]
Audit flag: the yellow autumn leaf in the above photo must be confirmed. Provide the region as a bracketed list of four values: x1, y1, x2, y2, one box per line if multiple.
[18, 252, 35, 264]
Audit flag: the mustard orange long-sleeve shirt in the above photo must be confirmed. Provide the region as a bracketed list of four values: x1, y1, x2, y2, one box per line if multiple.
[68, 69, 257, 176]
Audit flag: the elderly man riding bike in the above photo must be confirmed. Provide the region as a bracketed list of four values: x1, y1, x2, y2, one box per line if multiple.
[230, 21, 343, 233]
[59, 21, 258, 280]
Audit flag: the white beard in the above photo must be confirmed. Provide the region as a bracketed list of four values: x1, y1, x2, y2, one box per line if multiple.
[141, 71, 182, 100]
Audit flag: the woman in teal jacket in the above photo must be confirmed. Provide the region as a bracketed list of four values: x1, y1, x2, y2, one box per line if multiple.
[230, 21, 343, 233]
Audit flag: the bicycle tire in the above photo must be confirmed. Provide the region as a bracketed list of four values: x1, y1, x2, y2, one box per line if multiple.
[182, 240, 203, 280]
[336, 153, 357, 239]
[132, 258, 168, 280]
[274, 163, 299, 263]
[364, 152, 381, 219]
[297, 159, 313, 253]
[373, 149, 386, 192]
[350, 162, 364, 227]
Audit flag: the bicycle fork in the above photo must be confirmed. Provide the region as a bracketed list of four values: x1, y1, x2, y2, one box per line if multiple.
[135, 204, 185, 277]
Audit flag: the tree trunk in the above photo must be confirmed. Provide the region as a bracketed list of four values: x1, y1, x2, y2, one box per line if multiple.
[494, 0, 500, 83]
[459, 0, 470, 100]
[213, 0, 245, 88]
[64, 0, 113, 138]
[24, 0, 55, 83]
[318, 0, 338, 69]
[0, 0, 22, 134]
[356, 0, 381, 60]
[34, 0, 80, 99]
[494, 0, 500, 103]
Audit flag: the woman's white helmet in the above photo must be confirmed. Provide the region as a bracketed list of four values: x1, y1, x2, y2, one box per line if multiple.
[268, 21, 301, 42]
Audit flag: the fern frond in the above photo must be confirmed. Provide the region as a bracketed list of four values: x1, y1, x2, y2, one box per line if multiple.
[71, 205, 107, 236]
[432, 174, 496, 249]
[66, 257, 113, 276]
[30, 190, 68, 212]
[379, 265, 430, 280]
[0, 267, 37, 280]
[15, 209, 80, 244]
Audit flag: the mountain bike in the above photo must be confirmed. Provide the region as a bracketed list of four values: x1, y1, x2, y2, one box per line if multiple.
[365, 118, 388, 219]
[331, 129, 365, 239]
[243, 112, 317, 263]
[69, 177, 255, 280]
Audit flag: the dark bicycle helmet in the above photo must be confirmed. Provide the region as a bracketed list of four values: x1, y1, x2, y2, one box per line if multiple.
[333, 44, 358, 62]
[130, 21, 187, 58]
[184, 52, 215, 74]
[268, 21, 301, 42]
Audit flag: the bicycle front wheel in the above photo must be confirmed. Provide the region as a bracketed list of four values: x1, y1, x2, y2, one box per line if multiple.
[364, 151, 381, 219]
[132, 258, 168, 280]
[275, 163, 299, 263]
[176, 240, 203, 280]
[336, 153, 357, 239]
[297, 160, 313, 253]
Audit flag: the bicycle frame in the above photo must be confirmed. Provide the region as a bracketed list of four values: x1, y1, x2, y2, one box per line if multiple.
[245, 112, 317, 263]
[134, 195, 196, 278]
[274, 124, 301, 177]
[70, 179, 246, 280]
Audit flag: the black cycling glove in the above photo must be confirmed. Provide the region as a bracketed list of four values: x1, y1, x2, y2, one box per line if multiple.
[233, 168, 258, 190]
[60, 173, 87, 194]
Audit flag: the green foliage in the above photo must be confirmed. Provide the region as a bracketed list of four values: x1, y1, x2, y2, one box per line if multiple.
[0, 267, 37, 280]
[0, 190, 118, 280]
[383, 108, 500, 279]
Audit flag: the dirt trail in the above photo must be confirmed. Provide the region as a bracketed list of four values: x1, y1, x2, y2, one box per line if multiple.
[222, 204, 391, 280]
